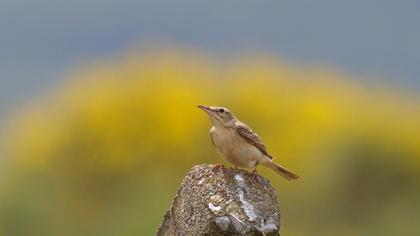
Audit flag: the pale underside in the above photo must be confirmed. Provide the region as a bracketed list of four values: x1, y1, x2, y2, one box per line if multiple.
[209, 122, 271, 169]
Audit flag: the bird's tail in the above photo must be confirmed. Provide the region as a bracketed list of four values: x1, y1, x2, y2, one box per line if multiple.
[264, 160, 300, 181]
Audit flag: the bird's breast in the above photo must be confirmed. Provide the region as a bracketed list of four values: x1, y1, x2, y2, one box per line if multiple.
[210, 126, 262, 168]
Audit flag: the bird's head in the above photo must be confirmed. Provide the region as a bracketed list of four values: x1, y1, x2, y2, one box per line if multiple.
[197, 105, 235, 127]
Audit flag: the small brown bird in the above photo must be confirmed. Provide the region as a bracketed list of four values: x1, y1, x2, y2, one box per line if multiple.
[198, 105, 299, 181]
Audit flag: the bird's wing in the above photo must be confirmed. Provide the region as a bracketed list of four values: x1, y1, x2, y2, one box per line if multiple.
[235, 122, 271, 158]
[210, 133, 215, 146]
[209, 127, 216, 146]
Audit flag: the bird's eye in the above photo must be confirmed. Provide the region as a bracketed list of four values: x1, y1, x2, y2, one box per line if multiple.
[219, 108, 225, 113]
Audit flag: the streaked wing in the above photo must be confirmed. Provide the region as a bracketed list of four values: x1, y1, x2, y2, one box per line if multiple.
[235, 122, 271, 158]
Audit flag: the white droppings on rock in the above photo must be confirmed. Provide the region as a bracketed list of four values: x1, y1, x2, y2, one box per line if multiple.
[261, 221, 278, 232]
[158, 164, 280, 235]
[229, 213, 251, 234]
[208, 203, 221, 212]
[234, 174, 245, 183]
[234, 173, 257, 221]
[214, 216, 231, 231]
[256, 217, 278, 233]
[237, 189, 257, 221]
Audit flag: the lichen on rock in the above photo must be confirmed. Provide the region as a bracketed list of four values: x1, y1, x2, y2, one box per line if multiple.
[157, 164, 280, 236]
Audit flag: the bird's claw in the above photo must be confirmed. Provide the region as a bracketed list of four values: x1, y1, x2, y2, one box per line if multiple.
[212, 163, 224, 171]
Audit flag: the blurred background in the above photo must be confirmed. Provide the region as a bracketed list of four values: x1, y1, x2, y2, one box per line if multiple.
[1, 1, 420, 235]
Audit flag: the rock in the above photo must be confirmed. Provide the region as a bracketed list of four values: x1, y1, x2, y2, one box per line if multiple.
[156, 164, 280, 236]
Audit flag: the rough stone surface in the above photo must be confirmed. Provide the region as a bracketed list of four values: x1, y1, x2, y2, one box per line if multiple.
[156, 164, 280, 236]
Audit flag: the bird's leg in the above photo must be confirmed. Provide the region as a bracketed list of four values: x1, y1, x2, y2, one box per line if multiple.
[251, 164, 258, 178]
[251, 163, 263, 184]
[251, 168, 258, 180]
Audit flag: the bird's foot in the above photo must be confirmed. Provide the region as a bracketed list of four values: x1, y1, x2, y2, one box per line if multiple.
[212, 163, 224, 171]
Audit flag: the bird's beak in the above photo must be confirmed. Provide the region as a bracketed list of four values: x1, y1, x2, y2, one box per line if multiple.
[197, 105, 211, 113]
[198, 105, 219, 118]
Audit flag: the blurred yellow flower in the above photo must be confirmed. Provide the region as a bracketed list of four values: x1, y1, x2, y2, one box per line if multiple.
[1, 49, 419, 236]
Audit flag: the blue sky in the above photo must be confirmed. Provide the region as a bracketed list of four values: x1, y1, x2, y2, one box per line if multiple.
[1, 0, 419, 118]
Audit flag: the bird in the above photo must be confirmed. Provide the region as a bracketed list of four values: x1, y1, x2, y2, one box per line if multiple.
[198, 105, 299, 181]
